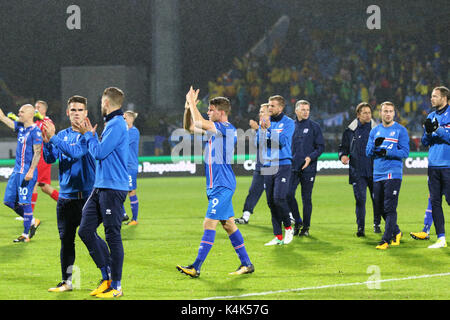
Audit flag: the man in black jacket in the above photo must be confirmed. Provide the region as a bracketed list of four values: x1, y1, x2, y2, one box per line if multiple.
[287, 100, 324, 236]
[338, 102, 381, 237]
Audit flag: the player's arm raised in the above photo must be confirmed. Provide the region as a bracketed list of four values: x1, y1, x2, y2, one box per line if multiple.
[183, 101, 193, 132]
[184, 103, 206, 135]
[0, 108, 15, 130]
[186, 86, 215, 133]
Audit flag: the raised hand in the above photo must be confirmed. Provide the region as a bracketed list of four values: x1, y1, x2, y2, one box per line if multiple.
[249, 119, 259, 130]
[186, 86, 200, 107]
[73, 117, 96, 135]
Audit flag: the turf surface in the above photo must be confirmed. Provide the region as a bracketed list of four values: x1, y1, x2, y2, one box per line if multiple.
[0, 175, 448, 300]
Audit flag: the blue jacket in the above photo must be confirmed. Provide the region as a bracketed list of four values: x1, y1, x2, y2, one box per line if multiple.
[261, 113, 295, 167]
[253, 128, 263, 172]
[84, 109, 129, 191]
[339, 119, 377, 184]
[127, 126, 140, 172]
[421, 105, 450, 168]
[366, 122, 410, 182]
[43, 127, 95, 199]
[291, 118, 324, 173]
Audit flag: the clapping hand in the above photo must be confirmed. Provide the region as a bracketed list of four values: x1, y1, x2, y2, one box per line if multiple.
[249, 119, 259, 130]
[42, 121, 56, 142]
[260, 116, 270, 129]
[73, 117, 97, 135]
[186, 86, 200, 108]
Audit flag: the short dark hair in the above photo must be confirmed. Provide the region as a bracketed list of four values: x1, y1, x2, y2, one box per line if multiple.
[433, 86, 450, 101]
[269, 95, 285, 108]
[356, 102, 371, 114]
[209, 96, 231, 115]
[103, 87, 124, 107]
[67, 95, 87, 108]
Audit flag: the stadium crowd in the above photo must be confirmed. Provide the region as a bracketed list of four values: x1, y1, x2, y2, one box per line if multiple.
[205, 29, 448, 148]
[0, 28, 448, 155]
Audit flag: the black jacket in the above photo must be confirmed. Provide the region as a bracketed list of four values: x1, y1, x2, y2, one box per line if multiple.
[291, 118, 325, 173]
[338, 118, 377, 184]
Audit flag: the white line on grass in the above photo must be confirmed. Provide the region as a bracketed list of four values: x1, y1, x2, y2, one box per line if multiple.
[201, 272, 450, 300]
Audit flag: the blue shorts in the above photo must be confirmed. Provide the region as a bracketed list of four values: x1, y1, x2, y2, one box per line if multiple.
[4, 171, 38, 204]
[128, 170, 137, 191]
[205, 186, 235, 221]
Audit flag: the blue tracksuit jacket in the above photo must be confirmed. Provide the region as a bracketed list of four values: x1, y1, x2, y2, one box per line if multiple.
[84, 109, 129, 191]
[366, 122, 410, 182]
[43, 127, 95, 199]
[421, 104, 450, 168]
[261, 113, 295, 167]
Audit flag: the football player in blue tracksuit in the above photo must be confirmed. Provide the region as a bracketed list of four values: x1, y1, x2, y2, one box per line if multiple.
[76, 87, 129, 298]
[287, 100, 324, 237]
[366, 102, 409, 250]
[419, 86, 450, 248]
[0, 105, 42, 243]
[338, 102, 380, 237]
[122, 110, 140, 225]
[261, 95, 295, 246]
[235, 103, 269, 224]
[43, 96, 96, 292]
[177, 87, 253, 277]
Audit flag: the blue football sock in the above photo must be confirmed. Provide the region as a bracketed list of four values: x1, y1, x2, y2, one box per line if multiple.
[192, 229, 216, 271]
[229, 229, 252, 267]
[122, 205, 127, 216]
[100, 265, 111, 280]
[129, 195, 139, 221]
[22, 204, 33, 235]
[423, 198, 433, 233]
[111, 280, 121, 290]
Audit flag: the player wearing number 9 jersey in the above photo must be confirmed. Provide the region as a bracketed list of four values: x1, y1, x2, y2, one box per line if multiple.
[176, 87, 254, 278]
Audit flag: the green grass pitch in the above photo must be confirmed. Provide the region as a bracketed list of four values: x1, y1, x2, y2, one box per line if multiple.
[0, 175, 448, 300]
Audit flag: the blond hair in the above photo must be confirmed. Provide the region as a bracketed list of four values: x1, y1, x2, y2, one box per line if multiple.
[124, 110, 138, 120]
